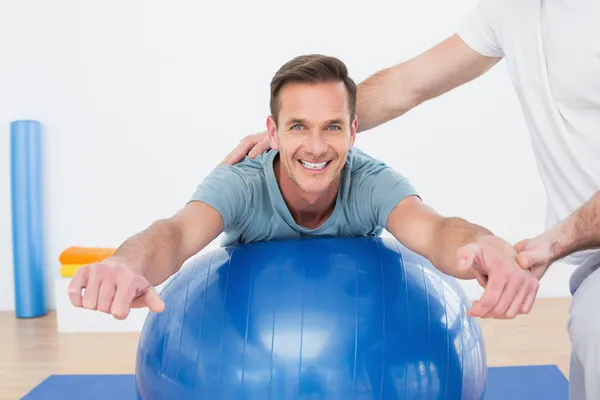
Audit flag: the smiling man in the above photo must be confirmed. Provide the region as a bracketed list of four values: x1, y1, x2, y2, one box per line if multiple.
[68, 54, 539, 324]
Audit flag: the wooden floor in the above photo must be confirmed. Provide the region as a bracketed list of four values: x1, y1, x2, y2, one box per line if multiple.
[1, 298, 572, 400]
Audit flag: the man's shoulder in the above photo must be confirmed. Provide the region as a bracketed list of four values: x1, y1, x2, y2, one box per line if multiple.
[342, 148, 419, 229]
[348, 146, 377, 166]
[344, 147, 414, 192]
[347, 147, 396, 177]
[190, 150, 276, 232]
[214, 150, 274, 181]
[193, 150, 274, 203]
[229, 149, 272, 171]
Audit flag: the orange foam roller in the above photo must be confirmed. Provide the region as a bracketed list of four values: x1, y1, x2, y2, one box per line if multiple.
[59, 246, 116, 265]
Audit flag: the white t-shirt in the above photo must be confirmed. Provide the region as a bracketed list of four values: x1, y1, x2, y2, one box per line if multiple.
[457, 0, 600, 266]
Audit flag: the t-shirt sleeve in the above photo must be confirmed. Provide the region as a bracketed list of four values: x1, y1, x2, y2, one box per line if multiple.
[352, 161, 420, 229]
[188, 166, 255, 231]
[456, 0, 504, 58]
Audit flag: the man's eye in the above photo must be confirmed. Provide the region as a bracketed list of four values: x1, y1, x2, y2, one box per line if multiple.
[291, 124, 304, 130]
[327, 125, 341, 131]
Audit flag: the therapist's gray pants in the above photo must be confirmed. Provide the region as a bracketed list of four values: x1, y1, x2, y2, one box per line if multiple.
[568, 251, 600, 400]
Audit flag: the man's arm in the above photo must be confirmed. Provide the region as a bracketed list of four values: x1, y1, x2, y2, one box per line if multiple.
[385, 195, 494, 279]
[67, 201, 224, 319]
[386, 195, 540, 319]
[67, 165, 254, 319]
[109, 201, 224, 286]
[356, 34, 501, 132]
[516, 191, 600, 274]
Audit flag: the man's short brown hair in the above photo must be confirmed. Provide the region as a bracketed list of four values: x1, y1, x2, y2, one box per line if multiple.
[270, 54, 357, 125]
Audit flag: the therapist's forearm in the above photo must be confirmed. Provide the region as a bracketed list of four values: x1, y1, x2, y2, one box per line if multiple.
[546, 191, 600, 262]
[355, 34, 501, 133]
[355, 65, 418, 132]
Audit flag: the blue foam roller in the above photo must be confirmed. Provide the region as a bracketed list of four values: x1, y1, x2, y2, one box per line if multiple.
[10, 120, 47, 318]
[135, 236, 487, 399]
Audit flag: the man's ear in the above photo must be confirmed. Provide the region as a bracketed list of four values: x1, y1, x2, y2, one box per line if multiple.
[266, 115, 280, 150]
[349, 115, 358, 147]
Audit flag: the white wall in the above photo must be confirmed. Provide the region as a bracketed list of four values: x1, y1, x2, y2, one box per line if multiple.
[0, 0, 573, 312]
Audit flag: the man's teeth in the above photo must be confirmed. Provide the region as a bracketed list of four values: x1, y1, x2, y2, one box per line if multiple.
[300, 160, 328, 170]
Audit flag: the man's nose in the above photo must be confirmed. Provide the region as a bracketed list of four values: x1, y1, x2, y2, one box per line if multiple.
[306, 131, 327, 156]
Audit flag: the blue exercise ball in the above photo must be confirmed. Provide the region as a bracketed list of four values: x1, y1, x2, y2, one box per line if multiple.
[134, 236, 487, 399]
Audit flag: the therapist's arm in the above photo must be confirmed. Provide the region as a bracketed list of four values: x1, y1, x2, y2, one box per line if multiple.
[515, 191, 600, 276]
[356, 34, 501, 132]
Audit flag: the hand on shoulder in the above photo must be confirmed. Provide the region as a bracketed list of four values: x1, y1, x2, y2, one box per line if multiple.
[219, 131, 271, 166]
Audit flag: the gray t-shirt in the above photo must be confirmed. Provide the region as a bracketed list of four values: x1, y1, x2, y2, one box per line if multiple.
[190, 147, 419, 246]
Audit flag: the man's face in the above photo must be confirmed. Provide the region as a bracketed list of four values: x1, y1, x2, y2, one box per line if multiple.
[267, 81, 357, 195]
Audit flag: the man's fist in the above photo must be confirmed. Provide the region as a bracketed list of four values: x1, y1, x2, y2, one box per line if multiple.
[67, 258, 165, 320]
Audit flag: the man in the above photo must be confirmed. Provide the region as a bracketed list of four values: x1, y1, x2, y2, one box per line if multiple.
[68, 54, 538, 333]
[222, 1, 600, 398]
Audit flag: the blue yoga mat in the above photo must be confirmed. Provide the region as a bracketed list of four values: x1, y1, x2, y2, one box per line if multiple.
[22, 365, 568, 399]
[10, 120, 47, 318]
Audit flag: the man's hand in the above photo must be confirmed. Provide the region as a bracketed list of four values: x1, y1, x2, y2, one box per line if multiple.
[67, 258, 165, 320]
[514, 236, 554, 281]
[457, 235, 540, 319]
[219, 131, 271, 166]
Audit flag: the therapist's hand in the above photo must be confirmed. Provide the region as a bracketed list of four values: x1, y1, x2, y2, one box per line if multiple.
[219, 131, 270, 165]
[514, 236, 554, 280]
